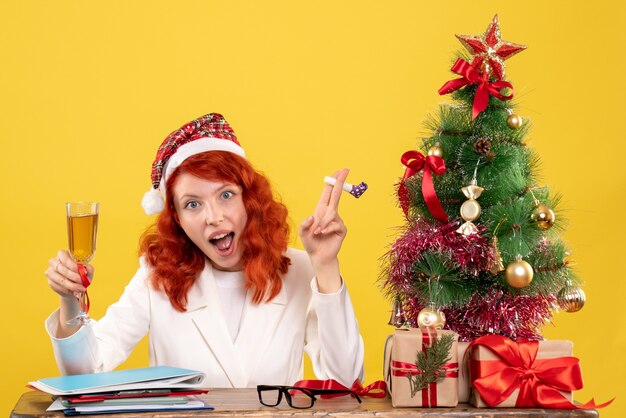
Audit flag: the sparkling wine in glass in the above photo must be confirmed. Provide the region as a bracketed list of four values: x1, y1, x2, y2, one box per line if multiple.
[66, 202, 99, 325]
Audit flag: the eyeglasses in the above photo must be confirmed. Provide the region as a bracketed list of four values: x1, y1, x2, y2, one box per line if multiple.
[256, 385, 362, 409]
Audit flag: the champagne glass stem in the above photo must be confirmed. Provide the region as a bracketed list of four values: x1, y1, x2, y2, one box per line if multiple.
[79, 293, 86, 313]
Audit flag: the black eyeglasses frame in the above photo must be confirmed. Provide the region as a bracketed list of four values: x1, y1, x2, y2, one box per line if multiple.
[256, 385, 362, 409]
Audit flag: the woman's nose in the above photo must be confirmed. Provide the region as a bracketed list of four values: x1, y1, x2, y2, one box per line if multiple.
[205, 205, 224, 225]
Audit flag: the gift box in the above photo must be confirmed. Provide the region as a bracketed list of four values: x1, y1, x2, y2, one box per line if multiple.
[469, 335, 579, 408]
[457, 341, 470, 403]
[384, 328, 459, 407]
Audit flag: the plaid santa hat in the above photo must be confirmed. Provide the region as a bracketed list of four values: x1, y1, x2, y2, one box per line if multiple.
[141, 113, 245, 215]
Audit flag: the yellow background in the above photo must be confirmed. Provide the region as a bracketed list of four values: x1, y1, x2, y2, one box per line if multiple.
[1, 1, 624, 415]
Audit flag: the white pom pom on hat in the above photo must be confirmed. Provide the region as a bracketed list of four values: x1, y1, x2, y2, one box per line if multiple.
[141, 188, 165, 216]
[142, 113, 245, 215]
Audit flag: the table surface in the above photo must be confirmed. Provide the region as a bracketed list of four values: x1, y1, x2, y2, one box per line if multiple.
[12, 389, 599, 418]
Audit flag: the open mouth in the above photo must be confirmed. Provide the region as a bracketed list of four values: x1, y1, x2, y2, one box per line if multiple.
[209, 232, 235, 252]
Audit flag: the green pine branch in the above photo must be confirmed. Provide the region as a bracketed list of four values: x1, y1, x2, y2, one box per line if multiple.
[514, 239, 580, 295]
[409, 252, 477, 306]
[407, 333, 455, 397]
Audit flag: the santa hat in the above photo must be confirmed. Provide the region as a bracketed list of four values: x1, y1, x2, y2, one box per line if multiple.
[141, 113, 245, 215]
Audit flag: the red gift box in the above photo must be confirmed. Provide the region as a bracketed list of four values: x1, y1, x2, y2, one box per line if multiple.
[468, 334, 611, 409]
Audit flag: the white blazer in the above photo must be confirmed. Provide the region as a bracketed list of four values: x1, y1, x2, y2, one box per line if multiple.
[46, 248, 364, 388]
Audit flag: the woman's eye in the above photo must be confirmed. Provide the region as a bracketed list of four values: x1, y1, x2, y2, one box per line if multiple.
[185, 201, 199, 209]
[221, 191, 234, 200]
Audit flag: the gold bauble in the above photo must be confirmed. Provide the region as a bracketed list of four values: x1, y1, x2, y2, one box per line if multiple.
[505, 259, 534, 288]
[558, 285, 586, 313]
[417, 306, 446, 329]
[427, 145, 443, 158]
[507, 113, 523, 129]
[460, 199, 481, 222]
[531, 204, 556, 230]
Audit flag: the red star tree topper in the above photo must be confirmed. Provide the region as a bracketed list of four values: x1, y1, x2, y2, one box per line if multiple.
[455, 15, 527, 80]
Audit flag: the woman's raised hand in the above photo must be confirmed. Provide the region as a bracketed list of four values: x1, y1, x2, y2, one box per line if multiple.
[299, 168, 349, 293]
[46, 250, 93, 300]
[45, 250, 95, 335]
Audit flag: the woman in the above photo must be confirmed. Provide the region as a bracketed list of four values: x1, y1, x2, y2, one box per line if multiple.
[44, 113, 364, 388]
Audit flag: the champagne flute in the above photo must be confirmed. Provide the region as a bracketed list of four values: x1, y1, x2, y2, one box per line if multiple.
[66, 202, 99, 326]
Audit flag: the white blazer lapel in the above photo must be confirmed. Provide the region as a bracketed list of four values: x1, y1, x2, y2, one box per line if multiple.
[186, 264, 247, 387]
[234, 285, 288, 380]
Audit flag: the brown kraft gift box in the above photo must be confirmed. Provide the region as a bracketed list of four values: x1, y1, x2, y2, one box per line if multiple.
[457, 341, 470, 403]
[384, 328, 459, 407]
[469, 339, 574, 407]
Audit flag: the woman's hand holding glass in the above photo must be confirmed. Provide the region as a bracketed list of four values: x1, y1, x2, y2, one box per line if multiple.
[46, 251, 95, 335]
[47, 250, 95, 301]
[299, 168, 349, 293]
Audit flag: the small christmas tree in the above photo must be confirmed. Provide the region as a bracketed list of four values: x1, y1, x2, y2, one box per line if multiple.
[382, 15, 586, 341]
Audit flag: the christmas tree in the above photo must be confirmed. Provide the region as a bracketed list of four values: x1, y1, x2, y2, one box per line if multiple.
[382, 15, 586, 341]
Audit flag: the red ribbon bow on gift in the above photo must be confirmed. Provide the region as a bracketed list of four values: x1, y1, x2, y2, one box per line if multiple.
[438, 58, 514, 120]
[293, 379, 387, 399]
[398, 150, 448, 222]
[468, 334, 613, 409]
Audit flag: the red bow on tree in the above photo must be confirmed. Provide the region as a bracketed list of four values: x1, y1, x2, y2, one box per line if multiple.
[468, 334, 613, 409]
[398, 150, 448, 223]
[438, 58, 514, 120]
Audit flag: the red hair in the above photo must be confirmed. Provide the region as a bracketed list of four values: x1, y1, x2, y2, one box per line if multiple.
[140, 152, 291, 311]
